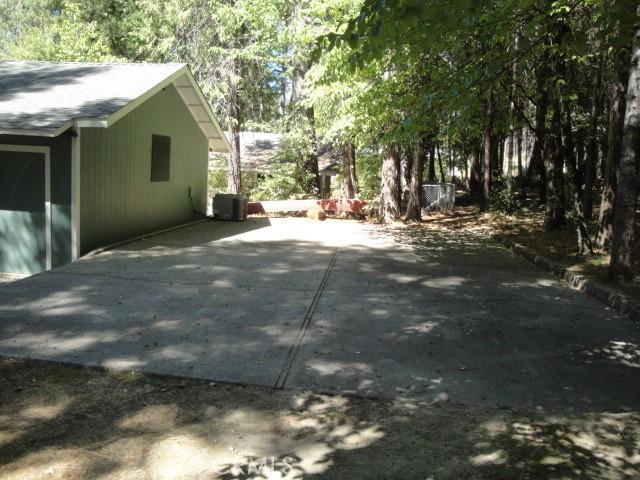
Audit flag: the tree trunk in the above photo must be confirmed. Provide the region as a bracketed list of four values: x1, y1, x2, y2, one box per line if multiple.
[400, 147, 411, 204]
[583, 56, 604, 219]
[497, 136, 505, 174]
[517, 129, 523, 189]
[469, 144, 482, 196]
[508, 32, 518, 192]
[304, 106, 321, 197]
[562, 98, 593, 254]
[481, 92, 494, 211]
[379, 146, 401, 222]
[597, 50, 631, 249]
[427, 143, 436, 182]
[610, 28, 640, 280]
[291, 62, 321, 197]
[544, 97, 566, 230]
[405, 138, 424, 222]
[507, 132, 514, 191]
[526, 62, 549, 204]
[227, 66, 242, 195]
[436, 142, 446, 183]
[342, 143, 357, 199]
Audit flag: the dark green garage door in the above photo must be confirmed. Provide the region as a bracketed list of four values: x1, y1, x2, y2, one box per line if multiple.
[0, 149, 48, 274]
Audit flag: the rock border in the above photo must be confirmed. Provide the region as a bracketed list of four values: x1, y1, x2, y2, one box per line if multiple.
[490, 234, 639, 322]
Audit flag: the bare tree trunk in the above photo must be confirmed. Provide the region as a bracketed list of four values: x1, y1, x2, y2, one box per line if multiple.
[610, 28, 640, 280]
[583, 56, 604, 219]
[469, 144, 482, 196]
[508, 32, 518, 192]
[562, 98, 593, 254]
[227, 66, 242, 195]
[436, 142, 446, 183]
[516, 128, 522, 183]
[497, 136, 505, 174]
[405, 138, 424, 222]
[304, 105, 321, 197]
[544, 97, 566, 230]
[481, 92, 494, 211]
[379, 146, 401, 222]
[342, 143, 357, 199]
[427, 143, 436, 182]
[526, 63, 549, 204]
[507, 133, 514, 191]
[597, 50, 630, 249]
[400, 147, 411, 204]
[291, 62, 321, 197]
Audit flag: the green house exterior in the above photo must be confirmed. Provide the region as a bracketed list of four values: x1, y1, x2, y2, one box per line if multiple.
[0, 61, 229, 275]
[79, 84, 209, 253]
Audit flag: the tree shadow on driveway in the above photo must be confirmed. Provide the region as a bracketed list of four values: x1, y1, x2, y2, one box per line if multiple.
[1, 218, 640, 477]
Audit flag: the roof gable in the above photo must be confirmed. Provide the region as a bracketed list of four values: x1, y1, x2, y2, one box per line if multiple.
[0, 61, 229, 152]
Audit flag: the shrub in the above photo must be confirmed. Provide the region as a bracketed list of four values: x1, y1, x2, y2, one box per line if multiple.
[489, 175, 520, 214]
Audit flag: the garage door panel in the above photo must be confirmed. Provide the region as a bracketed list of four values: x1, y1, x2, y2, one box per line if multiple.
[0, 151, 46, 274]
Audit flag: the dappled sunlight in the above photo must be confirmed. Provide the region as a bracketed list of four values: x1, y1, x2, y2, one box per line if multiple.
[0, 366, 393, 479]
[470, 448, 508, 466]
[0, 330, 121, 355]
[402, 321, 439, 335]
[420, 275, 467, 289]
[147, 434, 234, 480]
[471, 412, 640, 479]
[385, 273, 422, 284]
[151, 319, 182, 331]
[1, 448, 97, 480]
[0, 355, 639, 479]
[582, 340, 640, 369]
[305, 360, 373, 377]
[101, 357, 147, 370]
[1, 216, 639, 415]
[117, 404, 178, 432]
[1, 217, 640, 478]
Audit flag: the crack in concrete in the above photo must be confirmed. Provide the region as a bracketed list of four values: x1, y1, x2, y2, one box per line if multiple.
[274, 248, 339, 389]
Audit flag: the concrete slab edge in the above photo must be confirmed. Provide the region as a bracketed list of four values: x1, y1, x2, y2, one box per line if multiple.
[489, 233, 639, 323]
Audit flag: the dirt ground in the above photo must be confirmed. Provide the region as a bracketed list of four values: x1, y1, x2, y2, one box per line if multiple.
[411, 203, 640, 303]
[0, 357, 638, 480]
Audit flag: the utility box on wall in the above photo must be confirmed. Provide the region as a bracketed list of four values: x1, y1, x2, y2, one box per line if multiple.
[213, 193, 247, 221]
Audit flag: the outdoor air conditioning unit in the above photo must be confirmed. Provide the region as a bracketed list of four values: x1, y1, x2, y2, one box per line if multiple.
[213, 193, 247, 221]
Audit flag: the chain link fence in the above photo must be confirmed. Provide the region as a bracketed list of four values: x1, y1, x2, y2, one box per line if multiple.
[422, 183, 455, 212]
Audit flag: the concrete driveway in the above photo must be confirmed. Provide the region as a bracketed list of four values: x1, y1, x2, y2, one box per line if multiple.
[1, 217, 639, 412]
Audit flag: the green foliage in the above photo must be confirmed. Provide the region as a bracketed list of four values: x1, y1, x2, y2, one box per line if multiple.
[208, 154, 261, 199]
[251, 131, 317, 200]
[2, 0, 638, 215]
[489, 176, 520, 215]
[251, 161, 314, 201]
[208, 154, 228, 195]
[6, 1, 121, 62]
[355, 151, 382, 200]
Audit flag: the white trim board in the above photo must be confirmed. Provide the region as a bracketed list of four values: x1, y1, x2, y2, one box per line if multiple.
[71, 126, 81, 261]
[0, 144, 52, 271]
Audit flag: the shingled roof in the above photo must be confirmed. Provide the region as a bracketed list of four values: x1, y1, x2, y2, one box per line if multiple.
[219, 131, 340, 174]
[0, 61, 229, 151]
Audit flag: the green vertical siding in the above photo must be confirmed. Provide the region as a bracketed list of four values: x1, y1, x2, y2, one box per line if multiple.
[0, 134, 72, 271]
[80, 84, 208, 254]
